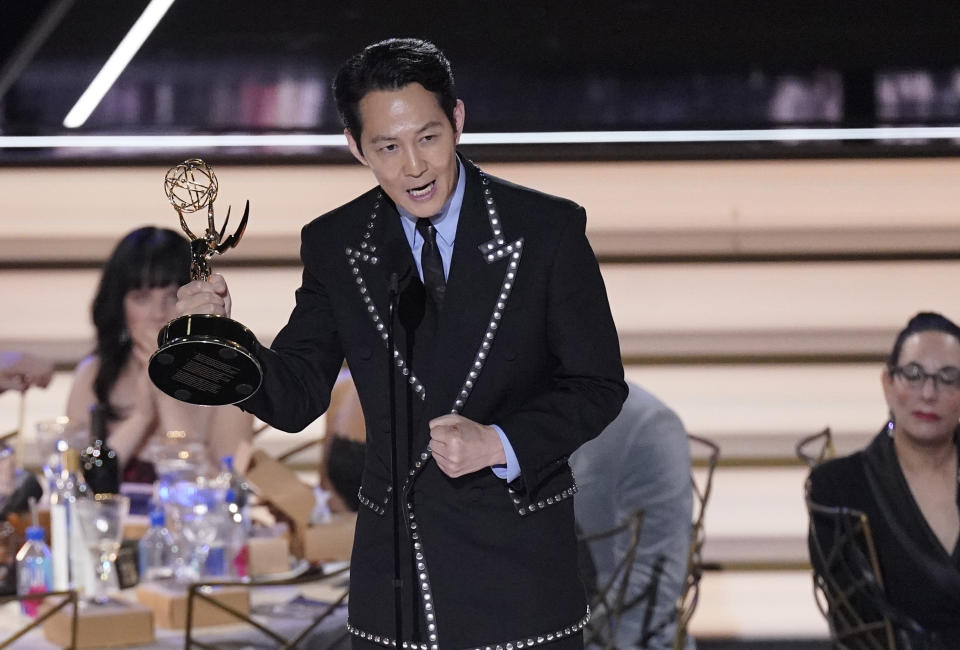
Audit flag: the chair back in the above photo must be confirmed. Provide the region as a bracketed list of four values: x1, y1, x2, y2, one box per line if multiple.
[185, 564, 350, 649]
[0, 589, 78, 649]
[672, 434, 719, 650]
[796, 427, 835, 468]
[806, 491, 939, 649]
[578, 509, 648, 649]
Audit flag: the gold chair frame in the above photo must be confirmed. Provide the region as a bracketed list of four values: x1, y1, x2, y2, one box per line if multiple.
[796, 427, 835, 469]
[806, 494, 900, 650]
[578, 509, 647, 649]
[672, 434, 719, 650]
[184, 563, 349, 649]
[0, 589, 78, 649]
[806, 491, 937, 648]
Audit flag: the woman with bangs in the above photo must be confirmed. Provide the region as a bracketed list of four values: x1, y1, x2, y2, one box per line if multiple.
[66, 227, 253, 482]
[808, 311, 960, 645]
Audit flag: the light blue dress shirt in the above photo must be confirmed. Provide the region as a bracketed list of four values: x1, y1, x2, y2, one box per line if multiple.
[397, 159, 520, 482]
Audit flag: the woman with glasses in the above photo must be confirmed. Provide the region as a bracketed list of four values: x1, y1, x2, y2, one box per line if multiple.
[807, 311, 960, 645]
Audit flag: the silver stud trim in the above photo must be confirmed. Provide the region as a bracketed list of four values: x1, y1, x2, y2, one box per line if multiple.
[357, 487, 386, 515]
[406, 494, 440, 648]
[456, 177, 523, 416]
[346, 192, 425, 402]
[347, 607, 588, 650]
[514, 482, 578, 517]
[449, 236, 522, 415]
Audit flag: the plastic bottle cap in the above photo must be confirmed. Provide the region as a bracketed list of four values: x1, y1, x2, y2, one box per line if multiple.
[150, 510, 165, 527]
[25, 526, 45, 542]
[225, 488, 236, 504]
[221, 455, 234, 472]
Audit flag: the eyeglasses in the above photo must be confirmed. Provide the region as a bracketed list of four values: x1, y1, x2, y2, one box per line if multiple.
[890, 363, 960, 391]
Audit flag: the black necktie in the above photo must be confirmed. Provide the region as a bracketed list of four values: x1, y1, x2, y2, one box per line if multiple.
[416, 218, 445, 308]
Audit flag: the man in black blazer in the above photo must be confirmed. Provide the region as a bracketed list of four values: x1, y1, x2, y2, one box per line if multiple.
[178, 38, 626, 650]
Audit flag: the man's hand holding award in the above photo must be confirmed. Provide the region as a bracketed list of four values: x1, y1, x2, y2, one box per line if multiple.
[148, 159, 262, 406]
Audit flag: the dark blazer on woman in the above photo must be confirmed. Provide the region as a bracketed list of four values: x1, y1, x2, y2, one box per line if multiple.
[240, 157, 627, 649]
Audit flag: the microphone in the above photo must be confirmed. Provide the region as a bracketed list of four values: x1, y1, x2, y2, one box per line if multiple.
[388, 272, 400, 299]
[382, 243, 424, 332]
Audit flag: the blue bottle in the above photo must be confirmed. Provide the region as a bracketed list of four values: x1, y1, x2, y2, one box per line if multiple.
[16, 526, 52, 617]
[138, 510, 176, 582]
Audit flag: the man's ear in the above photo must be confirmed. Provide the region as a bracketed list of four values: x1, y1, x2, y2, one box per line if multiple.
[453, 99, 465, 144]
[345, 129, 368, 166]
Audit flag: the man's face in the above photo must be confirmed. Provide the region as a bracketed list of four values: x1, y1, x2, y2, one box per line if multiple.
[345, 83, 464, 219]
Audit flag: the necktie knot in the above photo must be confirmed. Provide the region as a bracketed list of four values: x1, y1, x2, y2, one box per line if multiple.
[416, 218, 445, 308]
[416, 217, 438, 239]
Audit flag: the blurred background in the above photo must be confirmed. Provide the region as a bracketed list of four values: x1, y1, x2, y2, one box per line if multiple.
[4, 1, 960, 646]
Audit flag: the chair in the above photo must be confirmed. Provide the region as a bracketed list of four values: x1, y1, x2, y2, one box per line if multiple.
[275, 436, 324, 464]
[796, 427, 835, 468]
[184, 563, 350, 649]
[672, 434, 719, 650]
[806, 492, 936, 649]
[0, 589, 78, 649]
[578, 509, 647, 648]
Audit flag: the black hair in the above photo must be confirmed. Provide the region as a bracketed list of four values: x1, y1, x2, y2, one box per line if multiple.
[326, 436, 366, 512]
[91, 227, 190, 418]
[332, 38, 457, 152]
[887, 311, 960, 369]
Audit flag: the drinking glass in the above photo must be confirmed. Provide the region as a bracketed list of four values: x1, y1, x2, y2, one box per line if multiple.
[35, 417, 85, 487]
[165, 480, 226, 581]
[75, 494, 129, 603]
[143, 430, 208, 506]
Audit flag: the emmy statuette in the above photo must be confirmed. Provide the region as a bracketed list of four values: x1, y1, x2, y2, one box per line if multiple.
[148, 159, 262, 406]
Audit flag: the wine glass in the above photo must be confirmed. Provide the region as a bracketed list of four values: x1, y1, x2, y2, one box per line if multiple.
[75, 494, 129, 604]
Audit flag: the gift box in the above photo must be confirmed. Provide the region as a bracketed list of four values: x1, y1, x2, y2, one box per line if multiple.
[247, 536, 292, 577]
[42, 599, 154, 648]
[136, 581, 250, 629]
[243, 450, 359, 564]
[243, 450, 315, 528]
[301, 513, 356, 563]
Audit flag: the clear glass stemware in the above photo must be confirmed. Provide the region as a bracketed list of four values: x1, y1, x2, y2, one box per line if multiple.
[75, 494, 129, 603]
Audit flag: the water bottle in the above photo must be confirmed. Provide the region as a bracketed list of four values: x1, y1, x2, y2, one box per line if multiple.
[50, 447, 94, 593]
[16, 526, 52, 617]
[138, 510, 176, 582]
[224, 489, 249, 578]
[218, 456, 249, 509]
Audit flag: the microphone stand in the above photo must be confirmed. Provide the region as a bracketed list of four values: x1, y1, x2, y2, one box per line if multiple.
[387, 272, 403, 644]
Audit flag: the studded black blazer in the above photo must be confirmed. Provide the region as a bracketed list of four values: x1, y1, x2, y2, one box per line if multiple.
[240, 156, 627, 649]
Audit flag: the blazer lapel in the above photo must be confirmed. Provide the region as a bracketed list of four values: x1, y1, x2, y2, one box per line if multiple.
[423, 160, 526, 422]
[344, 192, 429, 403]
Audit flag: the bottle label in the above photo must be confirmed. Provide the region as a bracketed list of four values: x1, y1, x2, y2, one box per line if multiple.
[21, 584, 48, 618]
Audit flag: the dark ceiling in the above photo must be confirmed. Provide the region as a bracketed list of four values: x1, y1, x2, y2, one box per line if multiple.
[3, 0, 960, 160]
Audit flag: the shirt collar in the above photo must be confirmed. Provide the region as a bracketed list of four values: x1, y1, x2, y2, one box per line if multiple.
[398, 157, 465, 247]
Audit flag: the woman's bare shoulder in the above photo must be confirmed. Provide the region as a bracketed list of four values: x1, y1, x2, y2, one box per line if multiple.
[73, 354, 100, 379]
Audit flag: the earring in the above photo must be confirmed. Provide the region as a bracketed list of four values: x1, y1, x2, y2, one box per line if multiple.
[119, 328, 130, 345]
[886, 414, 895, 437]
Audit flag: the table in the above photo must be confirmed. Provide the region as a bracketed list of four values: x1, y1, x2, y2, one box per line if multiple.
[0, 571, 350, 649]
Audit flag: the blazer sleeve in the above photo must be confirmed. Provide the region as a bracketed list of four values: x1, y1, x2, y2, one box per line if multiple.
[239, 225, 345, 432]
[499, 206, 627, 492]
